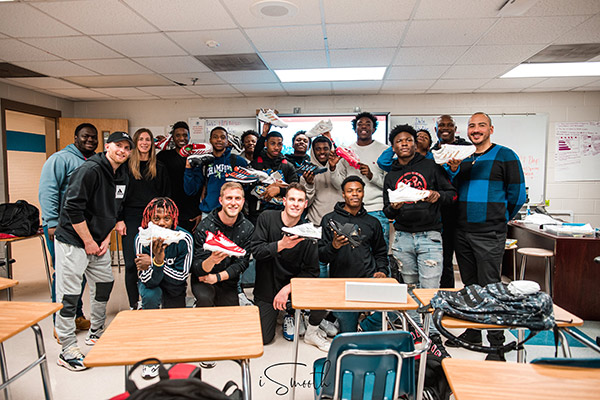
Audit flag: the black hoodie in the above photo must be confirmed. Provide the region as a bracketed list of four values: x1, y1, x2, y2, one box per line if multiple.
[383, 153, 456, 233]
[319, 202, 389, 278]
[55, 152, 129, 247]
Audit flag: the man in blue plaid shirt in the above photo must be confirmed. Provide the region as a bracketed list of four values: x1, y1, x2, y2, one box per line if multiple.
[445, 112, 526, 360]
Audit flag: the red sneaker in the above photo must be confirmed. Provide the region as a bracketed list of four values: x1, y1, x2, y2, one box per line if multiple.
[203, 231, 246, 257]
[179, 143, 213, 157]
[335, 147, 361, 169]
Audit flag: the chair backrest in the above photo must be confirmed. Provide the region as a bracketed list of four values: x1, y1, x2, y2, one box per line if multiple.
[531, 357, 600, 368]
[313, 331, 415, 400]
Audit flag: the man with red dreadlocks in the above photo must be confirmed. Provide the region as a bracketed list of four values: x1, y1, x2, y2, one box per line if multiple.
[134, 197, 193, 310]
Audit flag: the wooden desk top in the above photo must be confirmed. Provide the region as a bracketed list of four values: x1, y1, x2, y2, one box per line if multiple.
[509, 221, 600, 241]
[442, 358, 600, 400]
[413, 288, 584, 329]
[291, 278, 418, 311]
[0, 232, 43, 243]
[0, 301, 62, 343]
[0, 277, 19, 291]
[84, 306, 264, 367]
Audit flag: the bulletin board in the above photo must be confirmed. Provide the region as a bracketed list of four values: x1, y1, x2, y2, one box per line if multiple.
[391, 114, 548, 203]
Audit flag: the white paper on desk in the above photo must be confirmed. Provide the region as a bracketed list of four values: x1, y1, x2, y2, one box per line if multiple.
[523, 213, 562, 226]
[345, 282, 408, 303]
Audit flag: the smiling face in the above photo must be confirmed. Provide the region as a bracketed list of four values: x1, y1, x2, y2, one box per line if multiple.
[436, 115, 456, 143]
[313, 141, 331, 164]
[355, 117, 375, 142]
[74, 127, 98, 157]
[243, 134, 257, 154]
[467, 113, 493, 150]
[150, 207, 174, 229]
[136, 131, 152, 155]
[283, 188, 308, 219]
[342, 181, 364, 209]
[105, 140, 132, 166]
[392, 131, 416, 161]
[172, 127, 189, 150]
[266, 136, 283, 159]
[293, 134, 309, 155]
[219, 187, 244, 219]
[210, 129, 228, 153]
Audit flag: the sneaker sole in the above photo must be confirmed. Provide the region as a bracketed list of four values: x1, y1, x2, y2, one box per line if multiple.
[84, 338, 99, 346]
[226, 176, 258, 184]
[57, 357, 87, 371]
[203, 243, 246, 257]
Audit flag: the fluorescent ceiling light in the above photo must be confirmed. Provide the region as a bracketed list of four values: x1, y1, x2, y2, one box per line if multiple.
[275, 67, 386, 82]
[501, 62, 600, 78]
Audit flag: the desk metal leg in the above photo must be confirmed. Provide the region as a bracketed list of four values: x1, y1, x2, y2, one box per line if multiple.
[382, 311, 387, 331]
[38, 236, 53, 298]
[31, 325, 53, 400]
[291, 308, 300, 400]
[240, 359, 252, 400]
[558, 330, 572, 358]
[4, 243, 13, 301]
[124, 365, 130, 388]
[0, 343, 10, 400]
[517, 329, 525, 363]
[562, 327, 600, 355]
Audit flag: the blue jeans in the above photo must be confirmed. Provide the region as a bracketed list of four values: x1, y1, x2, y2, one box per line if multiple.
[391, 230, 443, 289]
[367, 210, 390, 249]
[333, 311, 383, 333]
[319, 261, 329, 278]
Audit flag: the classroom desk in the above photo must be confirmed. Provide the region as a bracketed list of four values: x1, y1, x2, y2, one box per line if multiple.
[442, 358, 600, 400]
[84, 306, 263, 400]
[0, 301, 62, 400]
[413, 288, 585, 362]
[0, 233, 52, 301]
[0, 278, 18, 295]
[507, 221, 600, 320]
[290, 278, 428, 400]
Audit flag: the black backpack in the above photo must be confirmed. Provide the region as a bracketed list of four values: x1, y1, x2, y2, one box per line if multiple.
[0, 200, 40, 237]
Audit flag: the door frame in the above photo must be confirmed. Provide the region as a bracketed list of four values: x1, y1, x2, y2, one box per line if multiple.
[0, 98, 61, 203]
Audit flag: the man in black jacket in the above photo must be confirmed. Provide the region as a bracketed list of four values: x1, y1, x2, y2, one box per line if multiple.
[319, 176, 389, 333]
[383, 124, 457, 289]
[192, 182, 254, 306]
[250, 183, 329, 351]
[54, 131, 132, 371]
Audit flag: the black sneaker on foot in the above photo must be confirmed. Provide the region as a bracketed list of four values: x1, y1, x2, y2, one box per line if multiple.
[444, 330, 483, 348]
[485, 352, 506, 362]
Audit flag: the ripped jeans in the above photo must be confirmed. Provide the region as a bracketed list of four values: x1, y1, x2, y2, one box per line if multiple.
[391, 230, 443, 289]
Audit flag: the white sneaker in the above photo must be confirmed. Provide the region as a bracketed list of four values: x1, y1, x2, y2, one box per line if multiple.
[298, 313, 307, 337]
[282, 223, 322, 241]
[304, 325, 330, 352]
[319, 319, 340, 338]
[137, 222, 187, 247]
[387, 183, 430, 203]
[258, 109, 288, 128]
[307, 119, 333, 138]
[282, 315, 295, 341]
[141, 364, 160, 379]
[432, 144, 476, 165]
[57, 347, 87, 371]
[84, 326, 104, 346]
[238, 292, 253, 306]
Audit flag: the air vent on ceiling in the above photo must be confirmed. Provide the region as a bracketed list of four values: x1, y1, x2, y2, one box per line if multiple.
[525, 44, 600, 63]
[194, 53, 267, 72]
[0, 63, 46, 78]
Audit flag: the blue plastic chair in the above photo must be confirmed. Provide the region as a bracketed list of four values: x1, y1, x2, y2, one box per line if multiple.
[531, 357, 600, 368]
[313, 331, 417, 400]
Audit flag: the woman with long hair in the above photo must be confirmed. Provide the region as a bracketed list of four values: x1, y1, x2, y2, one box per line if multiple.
[117, 128, 170, 310]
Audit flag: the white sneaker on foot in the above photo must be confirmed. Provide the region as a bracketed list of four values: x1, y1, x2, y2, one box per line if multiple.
[85, 326, 104, 346]
[304, 325, 330, 352]
[141, 364, 160, 379]
[319, 319, 340, 337]
[57, 347, 87, 371]
[282, 315, 295, 341]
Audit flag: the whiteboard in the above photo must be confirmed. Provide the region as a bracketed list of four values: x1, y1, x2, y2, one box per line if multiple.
[391, 114, 548, 203]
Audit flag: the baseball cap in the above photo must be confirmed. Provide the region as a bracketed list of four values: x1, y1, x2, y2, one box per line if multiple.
[106, 131, 133, 147]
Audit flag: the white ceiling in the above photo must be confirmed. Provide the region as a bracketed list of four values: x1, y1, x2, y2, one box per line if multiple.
[0, 0, 599, 101]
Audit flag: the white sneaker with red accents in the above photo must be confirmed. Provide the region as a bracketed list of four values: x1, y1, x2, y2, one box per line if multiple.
[203, 231, 246, 257]
[178, 143, 213, 157]
[257, 109, 288, 128]
[432, 144, 476, 165]
[387, 183, 430, 203]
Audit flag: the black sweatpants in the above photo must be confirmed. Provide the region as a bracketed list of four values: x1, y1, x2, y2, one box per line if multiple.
[192, 280, 239, 307]
[122, 209, 144, 309]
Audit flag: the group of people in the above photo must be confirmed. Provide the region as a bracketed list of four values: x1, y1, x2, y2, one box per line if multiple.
[38, 110, 526, 373]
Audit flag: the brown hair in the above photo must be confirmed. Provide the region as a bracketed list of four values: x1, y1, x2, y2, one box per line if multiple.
[220, 181, 244, 197]
[129, 128, 157, 180]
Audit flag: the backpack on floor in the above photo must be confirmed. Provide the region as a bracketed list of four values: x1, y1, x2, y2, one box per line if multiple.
[0, 200, 40, 237]
[111, 358, 243, 400]
[429, 282, 557, 357]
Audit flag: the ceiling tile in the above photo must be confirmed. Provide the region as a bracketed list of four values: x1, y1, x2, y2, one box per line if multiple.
[479, 77, 546, 89]
[404, 19, 496, 46]
[387, 65, 449, 80]
[381, 80, 435, 91]
[187, 84, 241, 96]
[260, 50, 328, 69]
[133, 56, 210, 73]
[216, 70, 279, 84]
[0, 3, 79, 37]
[232, 83, 286, 95]
[413, 0, 503, 19]
[329, 48, 396, 67]
[553, 14, 600, 45]
[524, 0, 600, 16]
[442, 64, 513, 79]
[0, 39, 60, 62]
[14, 61, 98, 77]
[220, 0, 321, 28]
[7, 77, 82, 90]
[75, 59, 151, 75]
[167, 30, 254, 55]
[332, 81, 382, 93]
[530, 76, 600, 88]
[94, 87, 153, 97]
[456, 44, 546, 65]
[47, 88, 114, 100]
[93, 33, 186, 57]
[65, 74, 172, 88]
[124, 0, 236, 31]
[393, 46, 469, 66]
[479, 16, 588, 45]
[162, 72, 225, 86]
[282, 82, 333, 95]
[32, 0, 157, 35]
[137, 86, 195, 96]
[324, 0, 416, 23]
[429, 79, 489, 90]
[246, 25, 325, 52]
[327, 22, 407, 49]
[23, 37, 121, 60]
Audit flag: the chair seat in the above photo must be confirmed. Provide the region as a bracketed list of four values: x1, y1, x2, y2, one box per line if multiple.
[517, 247, 554, 257]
